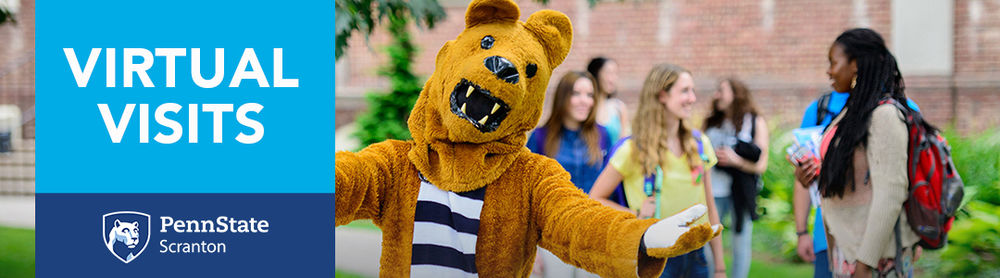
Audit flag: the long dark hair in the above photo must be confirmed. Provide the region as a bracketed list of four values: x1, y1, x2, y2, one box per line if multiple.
[818, 28, 923, 198]
[541, 71, 603, 165]
[704, 78, 759, 130]
[587, 57, 614, 98]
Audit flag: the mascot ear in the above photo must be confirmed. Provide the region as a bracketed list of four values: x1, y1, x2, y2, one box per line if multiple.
[435, 41, 452, 64]
[115, 219, 121, 227]
[132, 221, 139, 227]
[466, 0, 520, 28]
[525, 10, 573, 68]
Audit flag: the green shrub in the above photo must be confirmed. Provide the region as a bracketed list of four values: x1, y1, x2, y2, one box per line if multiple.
[352, 11, 423, 147]
[916, 129, 1000, 277]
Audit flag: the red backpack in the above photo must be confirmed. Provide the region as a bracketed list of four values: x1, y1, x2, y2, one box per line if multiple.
[879, 98, 965, 251]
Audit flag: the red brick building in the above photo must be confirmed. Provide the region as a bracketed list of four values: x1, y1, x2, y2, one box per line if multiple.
[0, 0, 34, 194]
[336, 0, 1000, 132]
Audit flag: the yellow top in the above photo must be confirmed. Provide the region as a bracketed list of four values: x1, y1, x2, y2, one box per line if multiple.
[609, 134, 717, 223]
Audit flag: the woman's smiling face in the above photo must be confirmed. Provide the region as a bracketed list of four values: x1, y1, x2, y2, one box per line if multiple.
[827, 43, 857, 93]
[659, 72, 696, 120]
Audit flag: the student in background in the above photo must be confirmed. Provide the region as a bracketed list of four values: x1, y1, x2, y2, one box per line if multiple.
[527, 71, 611, 194]
[587, 57, 630, 143]
[796, 28, 922, 278]
[793, 55, 920, 278]
[527, 71, 609, 278]
[703, 78, 769, 278]
[590, 64, 726, 278]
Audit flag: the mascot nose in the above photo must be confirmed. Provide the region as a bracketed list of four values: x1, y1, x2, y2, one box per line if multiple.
[484, 56, 519, 84]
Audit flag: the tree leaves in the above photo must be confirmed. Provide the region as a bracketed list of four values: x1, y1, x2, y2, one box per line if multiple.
[335, 0, 445, 60]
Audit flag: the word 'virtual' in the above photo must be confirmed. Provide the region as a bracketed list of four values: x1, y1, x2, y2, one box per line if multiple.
[64, 48, 298, 144]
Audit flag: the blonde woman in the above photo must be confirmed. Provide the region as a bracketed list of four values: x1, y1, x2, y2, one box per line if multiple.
[590, 64, 726, 278]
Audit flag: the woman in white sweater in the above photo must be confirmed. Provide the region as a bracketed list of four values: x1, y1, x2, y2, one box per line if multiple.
[800, 28, 922, 278]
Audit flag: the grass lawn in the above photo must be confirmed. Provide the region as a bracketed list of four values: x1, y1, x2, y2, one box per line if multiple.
[739, 251, 813, 278]
[338, 219, 380, 231]
[335, 270, 367, 278]
[0, 226, 34, 278]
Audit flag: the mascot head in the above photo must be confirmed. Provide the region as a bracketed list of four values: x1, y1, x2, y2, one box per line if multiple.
[408, 0, 573, 191]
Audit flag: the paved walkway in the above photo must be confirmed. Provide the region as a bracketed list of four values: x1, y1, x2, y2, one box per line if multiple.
[335, 227, 382, 277]
[0, 195, 34, 229]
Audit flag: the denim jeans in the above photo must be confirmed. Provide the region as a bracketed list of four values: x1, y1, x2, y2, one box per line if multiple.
[815, 250, 832, 278]
[660, 248, 709, 278]
[705, 196, 753, 278]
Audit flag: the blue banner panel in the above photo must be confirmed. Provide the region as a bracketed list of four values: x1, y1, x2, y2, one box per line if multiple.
[36, 0, 335, 193]
[36, 193, 335, 277]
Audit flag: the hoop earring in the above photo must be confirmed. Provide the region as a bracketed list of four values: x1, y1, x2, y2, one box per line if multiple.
[851, 75, 857, 89]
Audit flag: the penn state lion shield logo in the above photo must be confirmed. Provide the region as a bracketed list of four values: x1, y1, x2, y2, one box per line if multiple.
[103, 211, 150, 263]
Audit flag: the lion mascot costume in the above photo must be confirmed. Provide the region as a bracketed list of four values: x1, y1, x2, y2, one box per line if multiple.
[335, 0, 721, 276]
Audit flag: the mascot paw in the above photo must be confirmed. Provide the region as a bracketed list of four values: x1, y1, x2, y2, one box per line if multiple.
[643, 204, 723, 258]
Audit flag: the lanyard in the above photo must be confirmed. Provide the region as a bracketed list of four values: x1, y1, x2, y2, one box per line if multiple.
[643, 166, 664, 219]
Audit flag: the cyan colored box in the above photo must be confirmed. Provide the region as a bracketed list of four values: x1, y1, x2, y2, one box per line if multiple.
[36, 1, 335, 193]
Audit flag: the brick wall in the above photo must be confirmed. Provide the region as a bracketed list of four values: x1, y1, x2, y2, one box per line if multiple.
[0, 0, 34, 139]
[337, 0, 1000, 132]
[0, 0, 34, 194]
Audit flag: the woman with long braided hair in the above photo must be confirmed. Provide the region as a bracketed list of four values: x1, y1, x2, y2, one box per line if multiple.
[797, 28, 925, 278]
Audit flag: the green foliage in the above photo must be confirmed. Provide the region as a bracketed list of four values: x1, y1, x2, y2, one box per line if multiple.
[352, 10, 423, 147]
[756, 125, 802, 261]
[915, 129, 1000, 277]
[335, 0, 445, 60]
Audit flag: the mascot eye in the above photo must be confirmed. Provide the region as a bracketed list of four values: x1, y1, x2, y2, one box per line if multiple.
[525, 63, 537, 78]
[481, 35, 495, 50]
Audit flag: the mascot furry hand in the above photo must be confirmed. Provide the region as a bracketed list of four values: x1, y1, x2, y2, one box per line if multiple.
[335, 0, 720, 276]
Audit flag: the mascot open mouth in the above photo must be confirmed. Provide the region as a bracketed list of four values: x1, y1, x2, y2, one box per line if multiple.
[450, 79, 511, 133]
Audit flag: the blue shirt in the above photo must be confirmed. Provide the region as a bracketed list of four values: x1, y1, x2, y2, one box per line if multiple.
[799, 91, 920, 253]
[526, 126, 611, 194]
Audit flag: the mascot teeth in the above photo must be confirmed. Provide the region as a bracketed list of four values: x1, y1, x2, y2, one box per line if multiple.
[450, 78, 510, 133]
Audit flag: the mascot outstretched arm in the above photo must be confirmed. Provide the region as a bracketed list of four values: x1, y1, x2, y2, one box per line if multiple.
[336, 0, 720, 277]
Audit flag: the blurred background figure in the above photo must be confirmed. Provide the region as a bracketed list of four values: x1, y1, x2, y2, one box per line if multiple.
[703, 78, 769, 278]
[587, 57, 629, 143]
[527, 71, 608, 278]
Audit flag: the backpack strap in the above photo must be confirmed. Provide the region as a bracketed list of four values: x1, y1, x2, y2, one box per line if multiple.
[692, 129, 708, 162]
[532, 128, 548, 155]
[878, 97, 909, 114]
[816, 92, 833, 126]
[894, 216, 905, 277]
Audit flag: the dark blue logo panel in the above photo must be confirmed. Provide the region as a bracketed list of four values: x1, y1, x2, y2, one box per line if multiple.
[36, 1, 337, 276]
[38, 194, 335, 276]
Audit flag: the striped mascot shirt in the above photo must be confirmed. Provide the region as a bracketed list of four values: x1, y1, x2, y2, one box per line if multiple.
[411, 174, 486, 277]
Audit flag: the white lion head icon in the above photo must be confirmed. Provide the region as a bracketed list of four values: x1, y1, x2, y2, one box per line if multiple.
[103, 211, 150, 263]
[108, 219, 140, 248]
